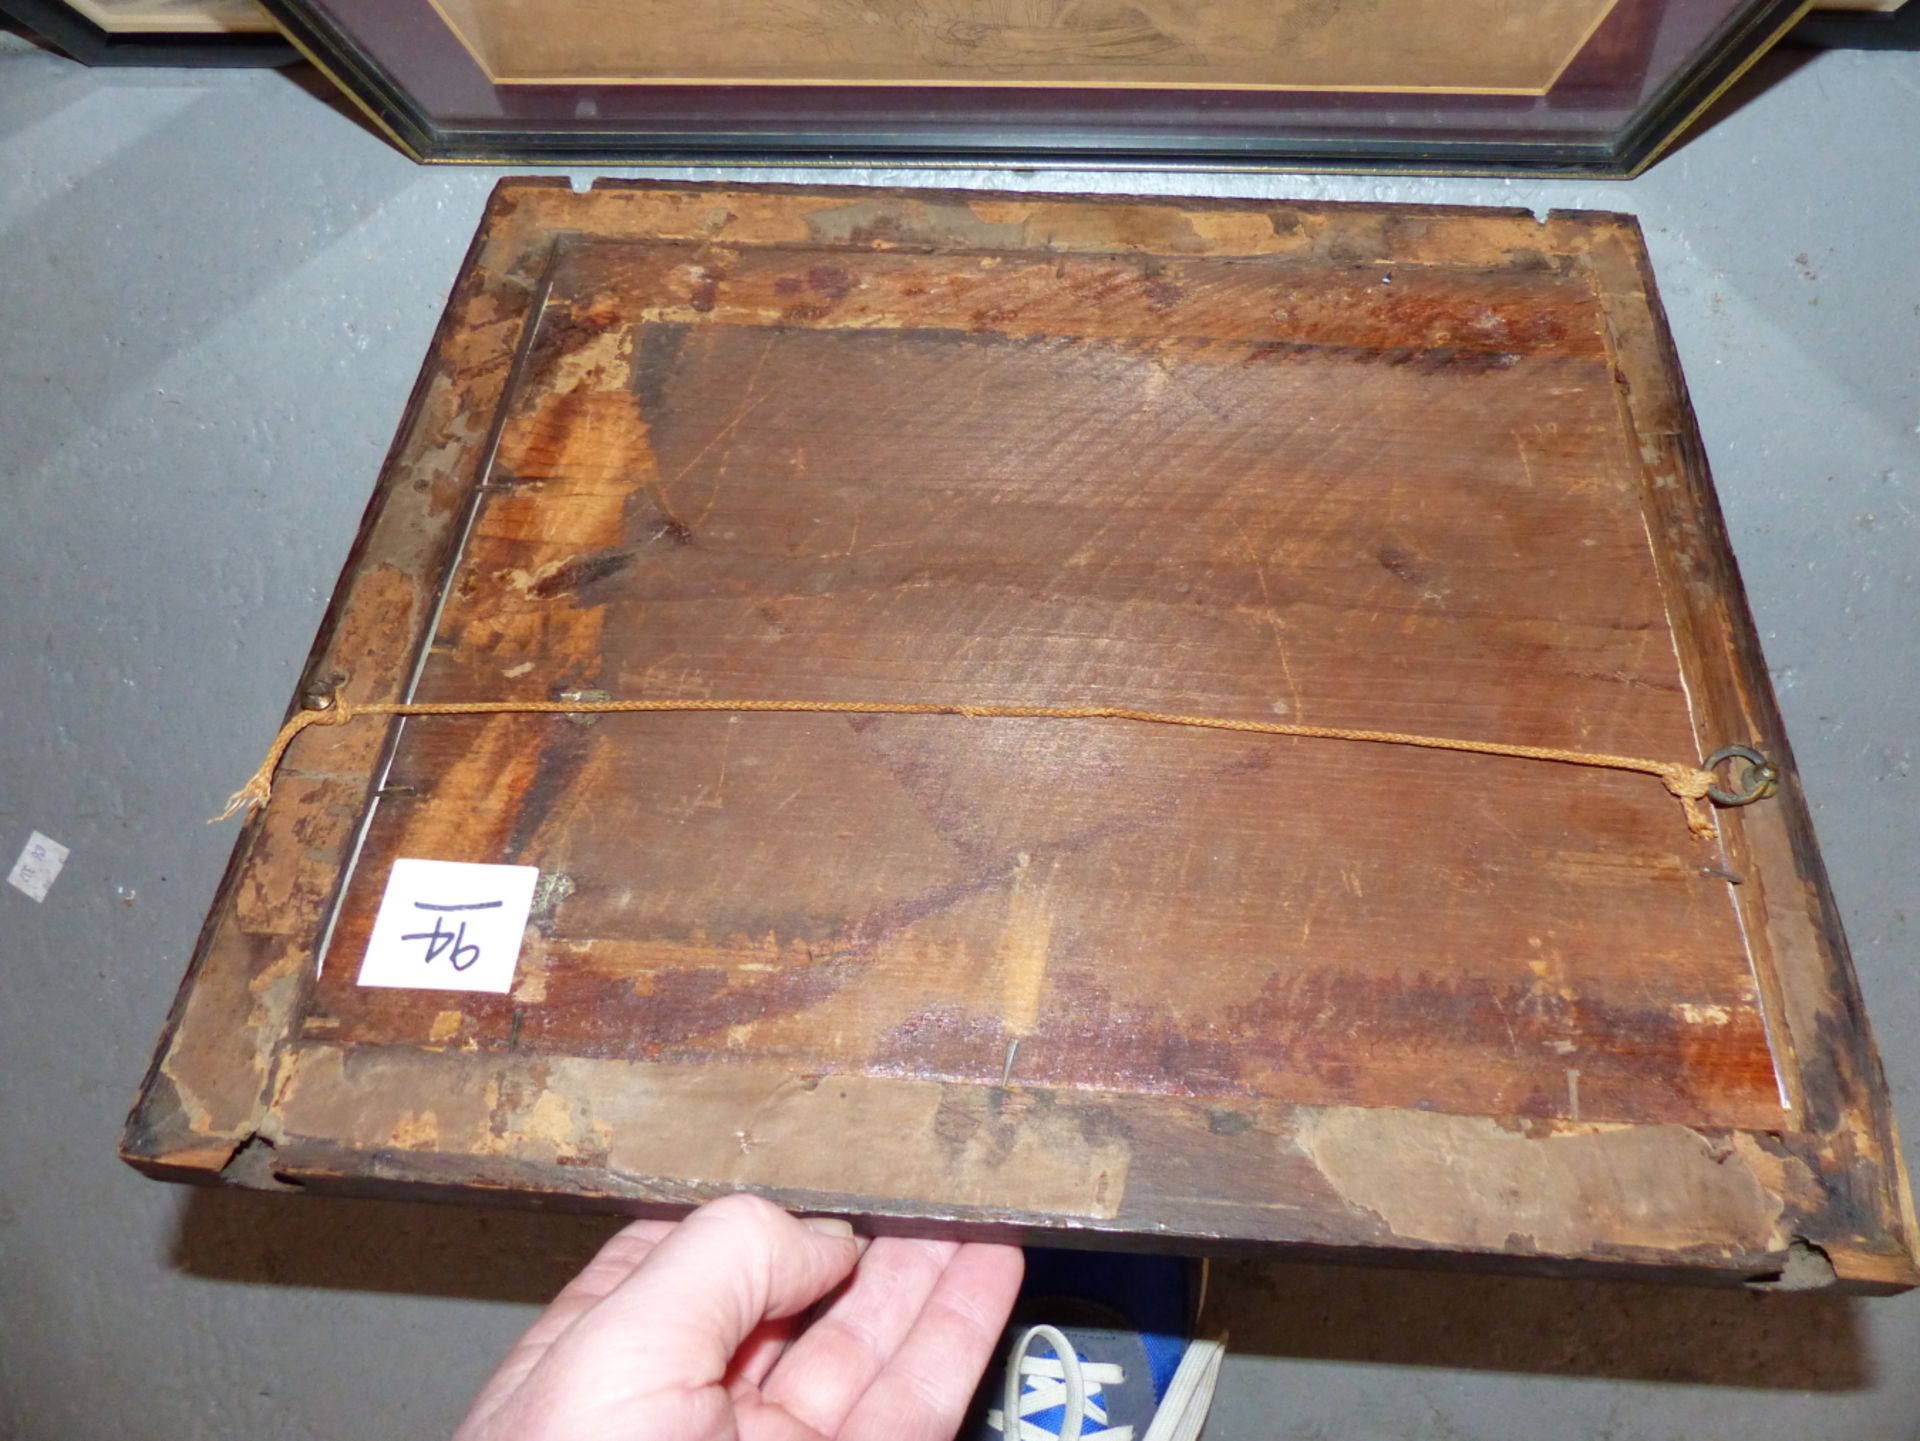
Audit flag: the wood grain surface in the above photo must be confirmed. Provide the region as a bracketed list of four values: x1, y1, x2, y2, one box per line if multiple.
[306, 231, 1782, 1129]
[123, 183, 1917, 1289]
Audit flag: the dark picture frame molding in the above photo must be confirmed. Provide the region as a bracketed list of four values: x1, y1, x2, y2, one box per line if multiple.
[0, 0, 294, 66]
[254, 0, 1811, 174]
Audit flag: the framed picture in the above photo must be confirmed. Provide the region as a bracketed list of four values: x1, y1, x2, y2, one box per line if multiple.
[1, 0, 294, 65]
[122, 180, 1919, 1287]
[254, 0, 1807, 173]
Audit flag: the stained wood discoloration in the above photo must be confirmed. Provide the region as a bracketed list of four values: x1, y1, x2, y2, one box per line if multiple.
[312, 226, 1772, 1126]
[1297, 1109, 1789, 1256]
[121, 182, 1916, 1292]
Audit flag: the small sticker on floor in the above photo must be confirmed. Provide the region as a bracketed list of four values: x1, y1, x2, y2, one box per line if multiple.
[357, 858, 539, 995]
[7, 831, 70, 903]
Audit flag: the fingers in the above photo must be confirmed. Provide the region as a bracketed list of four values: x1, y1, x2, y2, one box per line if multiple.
[582, 1194, 864, 1392]
[455, 1218, 674, 1439]
[515, 1219, 679, 1350]
[457, 1198, 1018, 1441]
[726, 1314, 801, 1397]
[758, 1238, 962, 1435]
[838, 1242, 1026, 1441]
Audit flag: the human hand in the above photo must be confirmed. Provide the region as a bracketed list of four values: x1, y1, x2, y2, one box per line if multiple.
[455, 1193, 1025, 1441]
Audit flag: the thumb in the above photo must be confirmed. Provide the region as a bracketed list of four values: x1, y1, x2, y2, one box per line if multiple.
[585, 1193, 862, 1388]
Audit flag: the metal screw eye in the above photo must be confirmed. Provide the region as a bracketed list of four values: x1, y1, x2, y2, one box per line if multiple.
[1704, 744, 1779, 807]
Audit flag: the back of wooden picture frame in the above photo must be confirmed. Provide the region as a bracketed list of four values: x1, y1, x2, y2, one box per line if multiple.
[123, 181, 1918, 1293]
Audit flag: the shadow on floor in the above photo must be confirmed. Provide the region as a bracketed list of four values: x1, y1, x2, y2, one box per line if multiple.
[1208, 1254, 1869, 1392]
[1789, 4, 1920, 51]
[1659, 43, 1816, 165]
[272, 58, 398, 152]
[172, 1185, 624, 1307]
[1652, 2, 1920, 168]
[173, 1187, 1870, 1392]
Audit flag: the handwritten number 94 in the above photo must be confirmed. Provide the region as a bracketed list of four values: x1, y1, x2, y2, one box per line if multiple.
[400, 899, 502, 972]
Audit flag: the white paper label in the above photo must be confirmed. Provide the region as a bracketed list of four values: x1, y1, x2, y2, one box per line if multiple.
[7, 831, 69, 903]
[356, 858, 539, 995]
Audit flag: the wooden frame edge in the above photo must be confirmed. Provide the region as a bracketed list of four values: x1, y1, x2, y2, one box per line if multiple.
[0, 0, 295, 65]
[120, 182, 1918, 1294]
[1567, 210, 1919, 1289]
[251, 0, 1804, 174]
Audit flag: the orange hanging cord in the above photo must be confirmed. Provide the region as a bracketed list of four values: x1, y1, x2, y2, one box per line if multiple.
[214, 692, 1767, 840]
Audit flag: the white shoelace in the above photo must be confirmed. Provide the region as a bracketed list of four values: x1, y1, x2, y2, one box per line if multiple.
[987, 1324, 1134, 1441]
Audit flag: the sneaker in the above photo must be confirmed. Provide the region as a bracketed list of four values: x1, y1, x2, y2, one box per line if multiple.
[974, 1249, 1226, 1441]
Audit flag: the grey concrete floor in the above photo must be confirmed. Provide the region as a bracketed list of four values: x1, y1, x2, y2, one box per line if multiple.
[1, 29, 1917, 1441]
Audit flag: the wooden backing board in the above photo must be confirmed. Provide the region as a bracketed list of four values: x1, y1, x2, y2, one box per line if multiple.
[123, 181, 1919, 1291]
